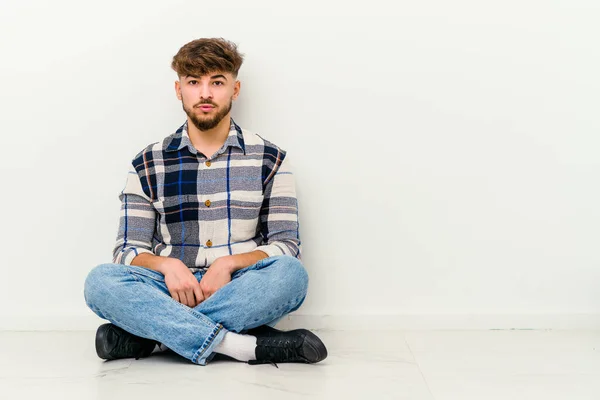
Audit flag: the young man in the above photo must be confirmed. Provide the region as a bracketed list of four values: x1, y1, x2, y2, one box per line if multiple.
[83, 38, 327, 366]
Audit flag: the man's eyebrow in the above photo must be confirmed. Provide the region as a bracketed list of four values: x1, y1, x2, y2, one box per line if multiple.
[185, 74, 228, 81]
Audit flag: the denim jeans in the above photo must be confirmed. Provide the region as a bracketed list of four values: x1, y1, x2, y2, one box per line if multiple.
[83, 255, 308, 365]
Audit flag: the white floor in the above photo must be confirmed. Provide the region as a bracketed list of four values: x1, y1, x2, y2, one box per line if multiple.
[0, 330, 599, 399]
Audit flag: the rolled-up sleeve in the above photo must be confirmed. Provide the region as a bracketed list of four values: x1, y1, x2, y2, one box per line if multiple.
[255, 155, 302, 259]
[112, 165, 157, 265]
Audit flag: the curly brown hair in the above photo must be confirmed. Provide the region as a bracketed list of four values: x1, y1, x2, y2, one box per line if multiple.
[171, 38, 244, 79]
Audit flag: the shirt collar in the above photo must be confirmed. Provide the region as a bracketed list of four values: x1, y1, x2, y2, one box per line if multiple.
[163, 117, 246, 155]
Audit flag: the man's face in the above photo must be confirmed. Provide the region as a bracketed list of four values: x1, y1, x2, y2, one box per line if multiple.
[175, 72, 240, 131]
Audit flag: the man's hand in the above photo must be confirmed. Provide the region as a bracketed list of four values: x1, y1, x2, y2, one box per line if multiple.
[200, 257, 234, 299]
[160, 258, 205, 307]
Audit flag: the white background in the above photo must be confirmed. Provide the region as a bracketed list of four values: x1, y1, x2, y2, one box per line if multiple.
[0, 0, 598, 329]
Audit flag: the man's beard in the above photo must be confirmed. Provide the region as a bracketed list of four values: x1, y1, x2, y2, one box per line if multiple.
[183, 97, 233, 131]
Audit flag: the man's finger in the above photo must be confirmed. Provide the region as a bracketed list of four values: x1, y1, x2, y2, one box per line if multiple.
[172, 291, 180, 304]
[200, 282, 213, 300]
[178, 290, 190, 306]
[187, 290, 197, 307]
[182, 290, 192, 307]
[193, 285, 205, 306]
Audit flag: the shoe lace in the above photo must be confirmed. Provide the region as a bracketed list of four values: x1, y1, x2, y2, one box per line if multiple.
[260, 337, 303, 365]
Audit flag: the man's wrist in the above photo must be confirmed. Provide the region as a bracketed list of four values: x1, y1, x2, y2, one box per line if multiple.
[219, 255, 238, 274]
[131, 253, 166, 274]
[223, 251, 269, 273]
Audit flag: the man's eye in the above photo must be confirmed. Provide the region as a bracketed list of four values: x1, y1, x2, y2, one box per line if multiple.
[213, 81, 224, 86]
[189, 80, 197, 85]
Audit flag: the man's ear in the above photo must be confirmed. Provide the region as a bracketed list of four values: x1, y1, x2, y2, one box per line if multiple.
[233, 80, 241, 100]
[175, 80, 182, 100]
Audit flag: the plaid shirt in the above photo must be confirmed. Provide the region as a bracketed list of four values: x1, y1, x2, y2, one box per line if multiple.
[112, 118, 301, 271]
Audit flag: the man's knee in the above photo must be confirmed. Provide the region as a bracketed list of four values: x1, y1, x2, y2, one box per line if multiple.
[214, 256, 309, 332]
[84, 263, 122, 308]
[266, 255, 309, 299]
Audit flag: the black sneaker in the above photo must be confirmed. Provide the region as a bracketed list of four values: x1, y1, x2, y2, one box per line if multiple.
[95, 323, 158, 361]
[247, 325, 327, 366]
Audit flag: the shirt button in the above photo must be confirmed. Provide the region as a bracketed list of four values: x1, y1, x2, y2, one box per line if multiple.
[206, 240, 213, 247]
[205, 160, 211, 167]
[204, 200, 211, 207]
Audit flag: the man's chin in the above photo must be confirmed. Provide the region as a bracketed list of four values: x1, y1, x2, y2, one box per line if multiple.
[183, 100, 232, 131]
[191, 118, 221, 131]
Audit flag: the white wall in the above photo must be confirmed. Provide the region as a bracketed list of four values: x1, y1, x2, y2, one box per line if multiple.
[1, 0, 598, 330]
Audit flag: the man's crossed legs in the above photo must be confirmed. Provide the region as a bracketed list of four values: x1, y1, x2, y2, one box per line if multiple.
[84, 255, 327, 366]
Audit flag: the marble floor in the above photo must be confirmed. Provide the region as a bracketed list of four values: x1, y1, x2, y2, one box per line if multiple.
[0, 329, 599, 399]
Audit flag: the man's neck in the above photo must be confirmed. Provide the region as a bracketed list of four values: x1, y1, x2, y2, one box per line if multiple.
[186, 115, 231, 157]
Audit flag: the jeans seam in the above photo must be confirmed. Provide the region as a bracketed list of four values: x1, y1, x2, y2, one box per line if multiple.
[192, 323, 224, 364]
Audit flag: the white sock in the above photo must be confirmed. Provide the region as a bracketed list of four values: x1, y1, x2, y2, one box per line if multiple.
[214, 332, 257, 362]
[151, 343, 169, 354]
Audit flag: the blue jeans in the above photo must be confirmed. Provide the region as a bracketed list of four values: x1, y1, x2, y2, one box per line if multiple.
[83, 255, 308, 365]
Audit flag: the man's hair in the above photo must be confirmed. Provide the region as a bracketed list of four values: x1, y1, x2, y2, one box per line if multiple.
[171, 38, 244, 79]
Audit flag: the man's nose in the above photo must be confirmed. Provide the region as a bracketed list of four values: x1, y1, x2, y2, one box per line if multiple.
[199, 83, 213, 99]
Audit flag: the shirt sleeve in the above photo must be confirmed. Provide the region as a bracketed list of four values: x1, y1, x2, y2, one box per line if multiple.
[111, 165, 157, 265]
[255, 155, 302, 259]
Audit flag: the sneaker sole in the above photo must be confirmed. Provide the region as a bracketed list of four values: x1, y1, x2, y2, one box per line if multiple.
[297, 329, 328, 363]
